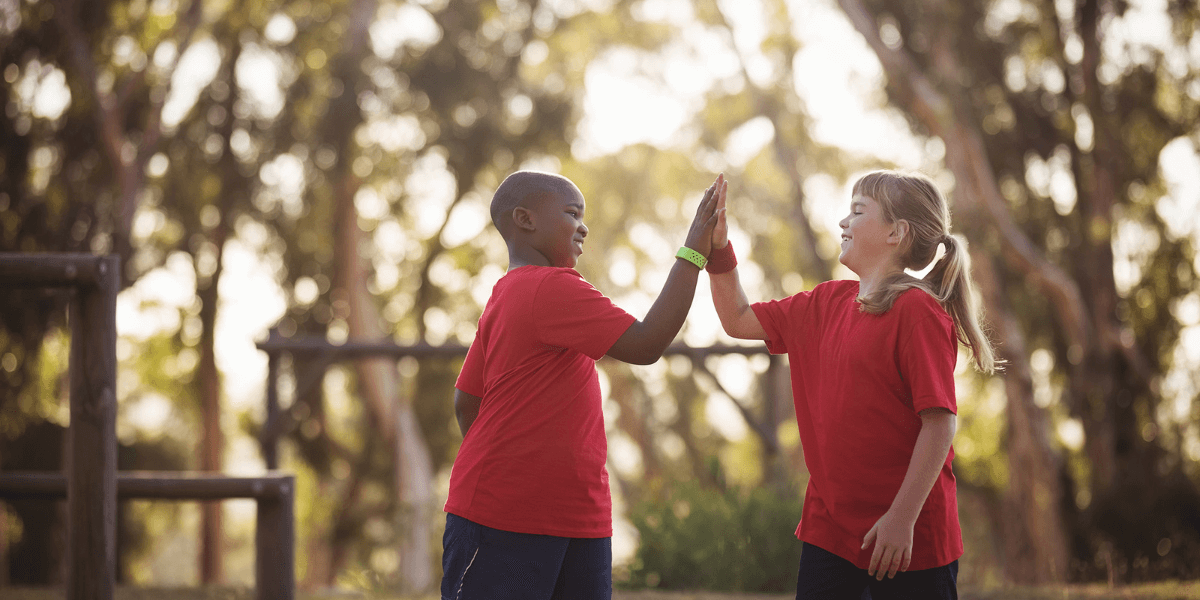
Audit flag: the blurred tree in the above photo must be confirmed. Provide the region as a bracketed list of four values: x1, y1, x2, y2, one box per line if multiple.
[836, 0, 1200, 583]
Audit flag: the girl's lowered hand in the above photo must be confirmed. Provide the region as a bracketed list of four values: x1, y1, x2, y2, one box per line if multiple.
[861, 509, 915, 580]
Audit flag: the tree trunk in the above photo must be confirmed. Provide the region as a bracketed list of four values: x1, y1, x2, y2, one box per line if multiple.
[334, 170, 436, 592]
[326, 0, 435, 590]
[973, 252, 1071, 582]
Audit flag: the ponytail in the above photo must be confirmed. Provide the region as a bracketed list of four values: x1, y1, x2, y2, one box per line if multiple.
[853, 171, 1001, 374]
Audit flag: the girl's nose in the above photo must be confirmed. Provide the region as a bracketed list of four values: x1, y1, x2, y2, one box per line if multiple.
[579, 223, 588, 237]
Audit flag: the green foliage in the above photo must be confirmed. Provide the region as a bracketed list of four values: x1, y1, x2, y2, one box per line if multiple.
[623, 481, 803, 592]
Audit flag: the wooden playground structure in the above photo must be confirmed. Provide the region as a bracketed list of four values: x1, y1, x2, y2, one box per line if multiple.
[0, 253, 293, 600]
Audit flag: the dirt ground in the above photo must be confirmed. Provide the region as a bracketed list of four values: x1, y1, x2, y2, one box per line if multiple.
[2, 582, 1199, 600]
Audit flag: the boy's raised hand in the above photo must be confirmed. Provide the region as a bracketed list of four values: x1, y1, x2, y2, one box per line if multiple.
[683, 174, 726, 257]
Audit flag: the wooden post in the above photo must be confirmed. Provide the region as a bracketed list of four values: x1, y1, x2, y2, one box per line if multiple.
[256, 474, 294, 600]
[67, 255, 118, 600]
[263, 347, 280, 470]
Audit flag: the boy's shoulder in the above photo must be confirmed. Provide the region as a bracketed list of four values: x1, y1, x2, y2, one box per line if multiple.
[502, 265, 586, 286]
[492, 266, 595, 300]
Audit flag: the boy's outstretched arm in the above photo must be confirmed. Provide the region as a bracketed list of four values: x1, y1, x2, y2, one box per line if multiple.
[606, 175, 725, 365]
[708, 187, 767, 340]
[454, 389, 482, 437]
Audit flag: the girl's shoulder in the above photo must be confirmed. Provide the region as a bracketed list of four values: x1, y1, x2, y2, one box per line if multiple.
[812, 279, 859, 298]
[894, 286, 953, 322]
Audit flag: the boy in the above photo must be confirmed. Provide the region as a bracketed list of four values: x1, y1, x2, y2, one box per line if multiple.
[441, 170, 726, 599]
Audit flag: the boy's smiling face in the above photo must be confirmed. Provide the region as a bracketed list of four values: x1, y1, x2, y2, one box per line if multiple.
[528, 187, 588, 268]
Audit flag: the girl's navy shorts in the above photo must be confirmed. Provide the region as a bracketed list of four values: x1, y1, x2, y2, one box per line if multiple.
[795, 542, 958, 600]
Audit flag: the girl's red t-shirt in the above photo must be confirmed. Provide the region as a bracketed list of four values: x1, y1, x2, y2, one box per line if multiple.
[446, 266, 636, 538]
[751, 279, 963, 570]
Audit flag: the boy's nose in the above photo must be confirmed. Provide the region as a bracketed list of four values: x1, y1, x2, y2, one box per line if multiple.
[578, 223, 588, 236]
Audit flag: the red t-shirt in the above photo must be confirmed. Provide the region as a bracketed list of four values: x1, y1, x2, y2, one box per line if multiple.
[446, 266, 636, 538]
[751, 279, 962, 570]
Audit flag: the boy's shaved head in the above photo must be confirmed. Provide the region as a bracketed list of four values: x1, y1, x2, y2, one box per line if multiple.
[491, 171, 581, 236]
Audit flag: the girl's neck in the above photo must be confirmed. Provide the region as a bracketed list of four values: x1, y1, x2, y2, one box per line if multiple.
[855, 263, 904, 299]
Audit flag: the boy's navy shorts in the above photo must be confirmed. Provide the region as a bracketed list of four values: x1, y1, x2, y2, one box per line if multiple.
[795, 542, 958, 600]
[441, 513, 612, 600]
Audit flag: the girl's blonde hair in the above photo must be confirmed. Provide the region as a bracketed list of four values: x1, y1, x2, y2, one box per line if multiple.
[852, 171, 1000, 374]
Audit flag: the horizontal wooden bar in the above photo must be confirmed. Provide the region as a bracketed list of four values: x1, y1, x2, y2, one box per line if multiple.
[0, 253, 113, 288]
[256, 335, 768, 359]
[0, 472, 292, 500]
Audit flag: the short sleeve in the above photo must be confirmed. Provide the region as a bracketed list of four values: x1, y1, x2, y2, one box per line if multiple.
[533, 269, 636, 360]
[751, 288, 820, 355]
[901, 311, 958, 415]
[455, 335, 485, 397]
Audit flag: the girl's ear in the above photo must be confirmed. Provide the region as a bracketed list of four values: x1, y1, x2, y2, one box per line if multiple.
[888, 219, 910, 246]
[512, 206, 536, 232]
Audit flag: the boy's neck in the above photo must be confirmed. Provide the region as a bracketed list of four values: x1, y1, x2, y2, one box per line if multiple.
[507, 243, 553, 271]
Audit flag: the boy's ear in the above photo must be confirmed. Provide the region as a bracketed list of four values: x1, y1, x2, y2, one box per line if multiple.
[888, 219, 909, 246]
[512, 206, 536, 232]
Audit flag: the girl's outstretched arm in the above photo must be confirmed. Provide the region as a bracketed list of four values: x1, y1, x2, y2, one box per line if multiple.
[861, 407, 956, 580]
[708, 189, 767, 340]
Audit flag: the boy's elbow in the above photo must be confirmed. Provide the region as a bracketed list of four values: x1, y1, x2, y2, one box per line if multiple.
[628, 351, 660, 365]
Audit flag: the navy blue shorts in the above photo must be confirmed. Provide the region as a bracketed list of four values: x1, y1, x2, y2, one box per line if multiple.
[795, 543, 958, 600]
[441, 513, 612, 600]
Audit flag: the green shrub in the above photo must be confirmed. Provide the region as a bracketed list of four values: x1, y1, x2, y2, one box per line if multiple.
[623, 481, 804, 592]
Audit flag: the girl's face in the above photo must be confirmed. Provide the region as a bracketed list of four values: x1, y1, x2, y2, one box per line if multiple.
[838, 194, 898, 275]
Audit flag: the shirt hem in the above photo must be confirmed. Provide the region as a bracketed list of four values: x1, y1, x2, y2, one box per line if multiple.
[444, 506, 612, 539]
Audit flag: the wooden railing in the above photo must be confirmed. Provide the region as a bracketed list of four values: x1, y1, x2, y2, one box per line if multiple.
[0, 472, 294, 600]
[0, 253, 295, 600]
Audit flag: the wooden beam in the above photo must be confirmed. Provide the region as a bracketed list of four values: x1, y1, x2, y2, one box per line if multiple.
[256, 335, 768, 360]
[0, 253, 112, 288]
[0, 472, 292, 500]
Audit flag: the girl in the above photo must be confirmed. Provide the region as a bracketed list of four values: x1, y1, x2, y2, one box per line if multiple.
[705, 171, 998, 599]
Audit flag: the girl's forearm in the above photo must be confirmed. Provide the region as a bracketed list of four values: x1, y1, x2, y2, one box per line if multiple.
[887, 409, 956, 523]
[710, 269, 766, 339]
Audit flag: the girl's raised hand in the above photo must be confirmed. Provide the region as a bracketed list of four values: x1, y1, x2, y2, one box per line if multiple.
[711, 177, 729, 250]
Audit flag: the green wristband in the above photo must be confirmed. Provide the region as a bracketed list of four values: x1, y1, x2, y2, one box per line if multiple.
[675, 246, 707, 269]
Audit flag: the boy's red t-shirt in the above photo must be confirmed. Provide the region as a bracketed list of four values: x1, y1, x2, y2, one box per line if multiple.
[751, 279, 963, 570]
[446, 265, 636, 538]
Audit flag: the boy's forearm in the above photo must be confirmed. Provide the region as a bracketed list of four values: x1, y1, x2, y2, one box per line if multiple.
[886, 410, 956, 523]
[607, 258, 702, 364]
[641, 258, 703, 350]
